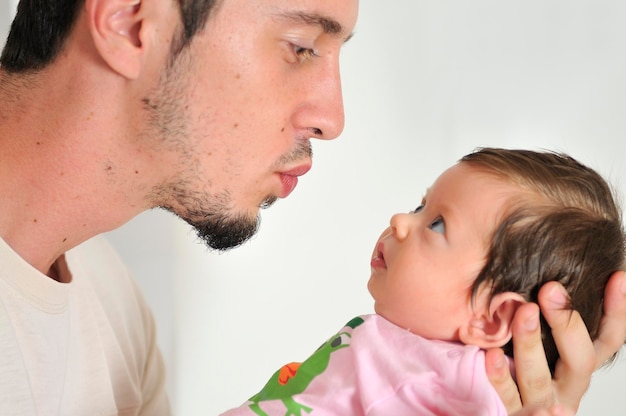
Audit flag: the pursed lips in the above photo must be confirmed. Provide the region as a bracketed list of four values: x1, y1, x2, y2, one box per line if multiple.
[277, 163, 312, 198]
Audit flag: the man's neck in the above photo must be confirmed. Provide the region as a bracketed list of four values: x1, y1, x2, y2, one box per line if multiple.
[0, 70, 148, 276]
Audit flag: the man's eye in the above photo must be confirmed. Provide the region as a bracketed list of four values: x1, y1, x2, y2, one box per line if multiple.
[293, 45, 319, 62]
[412, 205, 424, 214]
[429, 217, 445, 234]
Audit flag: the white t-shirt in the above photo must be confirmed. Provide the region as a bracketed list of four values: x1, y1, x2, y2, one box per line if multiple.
[0, 236, 170, 415]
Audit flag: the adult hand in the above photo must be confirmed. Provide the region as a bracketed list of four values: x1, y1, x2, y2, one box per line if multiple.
[510, 403, 574, 416]
[486, 271, 626, 414]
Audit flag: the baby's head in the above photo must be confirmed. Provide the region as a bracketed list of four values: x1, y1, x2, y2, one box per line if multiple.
[369, 147, 624, 374]
[463, 148, 625, 374]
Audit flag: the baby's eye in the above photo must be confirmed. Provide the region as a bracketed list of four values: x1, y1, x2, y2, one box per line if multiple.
[412, 205, 425, 214]
[429, 217, 445, 234]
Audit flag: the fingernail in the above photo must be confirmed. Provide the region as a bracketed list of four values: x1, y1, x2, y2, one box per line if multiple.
[548, 284, 568, 307]
[524, 311, 540, 331]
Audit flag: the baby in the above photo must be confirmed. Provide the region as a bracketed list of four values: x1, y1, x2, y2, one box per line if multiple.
[222, 148, 625, 415]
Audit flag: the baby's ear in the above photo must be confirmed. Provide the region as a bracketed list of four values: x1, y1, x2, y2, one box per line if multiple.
[459, 292, 526, 349]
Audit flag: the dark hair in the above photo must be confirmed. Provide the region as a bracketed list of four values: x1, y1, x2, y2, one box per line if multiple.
[0, 0, 220, 73]
[462, 148, 625, 374]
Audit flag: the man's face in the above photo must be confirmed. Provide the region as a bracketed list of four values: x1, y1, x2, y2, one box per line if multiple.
[143, 0, 359, 249]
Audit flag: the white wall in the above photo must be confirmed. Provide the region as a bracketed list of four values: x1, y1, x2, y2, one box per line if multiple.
[3, 1, 626, 414]
[0, 1, 16, 42]
[0, 14, 7, 42]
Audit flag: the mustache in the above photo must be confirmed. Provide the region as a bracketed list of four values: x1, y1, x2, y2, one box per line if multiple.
[276, 138, 312, 165]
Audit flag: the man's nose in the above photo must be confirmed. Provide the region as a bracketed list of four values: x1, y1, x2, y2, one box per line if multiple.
[292, 58, 345, 141]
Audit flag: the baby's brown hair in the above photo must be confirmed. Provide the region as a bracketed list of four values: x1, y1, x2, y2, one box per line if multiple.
[462, 148, 625, 374]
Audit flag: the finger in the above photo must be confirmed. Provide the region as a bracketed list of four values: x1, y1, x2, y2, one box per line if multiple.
[485, 347, 522, 414]
[510, 302, 554, 407]
[537, 282, 594, 410]
[511, 403, 574, 416]
[548, 404, 576, 416]
[593, 271, 626, 367]
[510, 406, 550, 416]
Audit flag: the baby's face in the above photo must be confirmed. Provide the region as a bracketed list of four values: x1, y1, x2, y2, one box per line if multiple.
[368, 162, 519, 341]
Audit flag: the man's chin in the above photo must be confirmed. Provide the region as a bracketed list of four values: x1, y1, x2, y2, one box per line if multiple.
[189, 213, 260, 251]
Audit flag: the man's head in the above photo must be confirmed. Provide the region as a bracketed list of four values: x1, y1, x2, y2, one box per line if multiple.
[139, 0, 358, 250]
[464, 148, 625, 374]
[1, 0, 359, 251]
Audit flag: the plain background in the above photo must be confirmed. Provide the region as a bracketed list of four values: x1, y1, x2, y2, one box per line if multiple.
[3, 1, 625, 414]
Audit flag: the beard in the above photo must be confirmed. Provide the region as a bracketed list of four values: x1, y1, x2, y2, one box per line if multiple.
[188, 139, 311, 250]
[155, 186, 267, 251]
[184, 199, 261, 251]
[193, 215, 258, 250]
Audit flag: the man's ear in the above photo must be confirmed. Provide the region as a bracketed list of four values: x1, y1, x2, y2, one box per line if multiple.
[459, 292, 526, 349]
[86, 0, 147, 79]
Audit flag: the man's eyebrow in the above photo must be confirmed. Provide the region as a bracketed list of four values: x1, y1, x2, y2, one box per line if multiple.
[275, 11, 355, 43]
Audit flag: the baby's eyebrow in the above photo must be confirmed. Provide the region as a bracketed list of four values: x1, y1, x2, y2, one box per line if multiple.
[274, 11, 355, 43]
